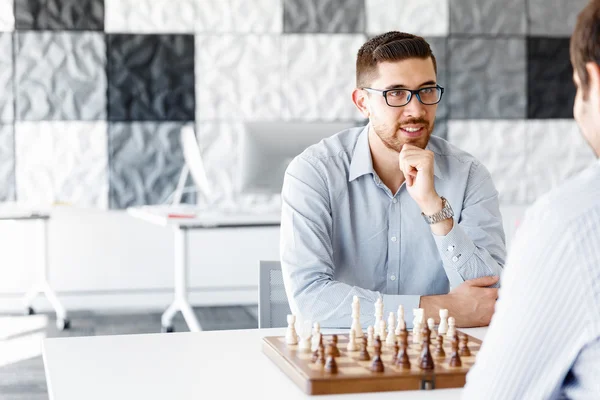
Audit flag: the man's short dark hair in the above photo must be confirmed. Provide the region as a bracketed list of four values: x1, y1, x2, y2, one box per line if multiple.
[571, 0, 600, 96]
[356, 31, 437, 88]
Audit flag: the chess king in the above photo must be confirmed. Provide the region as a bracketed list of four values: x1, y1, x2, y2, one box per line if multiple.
[280, 31, 504, 329]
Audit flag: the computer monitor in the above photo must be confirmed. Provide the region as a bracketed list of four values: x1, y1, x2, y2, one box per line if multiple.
[237, 121, 361, 195]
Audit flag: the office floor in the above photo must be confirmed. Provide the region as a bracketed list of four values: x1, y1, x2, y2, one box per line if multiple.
[0, 305, 258, 400]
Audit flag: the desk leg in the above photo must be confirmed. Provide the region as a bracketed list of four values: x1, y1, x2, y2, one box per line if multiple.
[161, 227, 202, 333]
[22, 219, 70, 330]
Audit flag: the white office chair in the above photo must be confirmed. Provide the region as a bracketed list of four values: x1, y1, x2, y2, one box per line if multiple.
[258, 260, 292, 328]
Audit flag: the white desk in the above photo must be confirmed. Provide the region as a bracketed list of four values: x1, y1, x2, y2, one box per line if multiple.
[0, 205, 69, 330]
[128, 206, 281, 332]
[43, 327, 487, 400]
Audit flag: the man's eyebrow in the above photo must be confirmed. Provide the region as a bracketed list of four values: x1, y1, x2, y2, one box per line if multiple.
[383, 80, 437, 90]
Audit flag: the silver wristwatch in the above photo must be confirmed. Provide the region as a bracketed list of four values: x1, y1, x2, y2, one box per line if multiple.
[422, 197, 454, 225]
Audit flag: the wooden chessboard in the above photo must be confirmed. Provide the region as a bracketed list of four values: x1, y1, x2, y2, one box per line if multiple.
[262, 331, 482, 395]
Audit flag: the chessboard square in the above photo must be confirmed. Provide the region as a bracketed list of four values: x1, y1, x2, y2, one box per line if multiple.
[195, 35, 282, 121]
[449, 0, 526, 35]
[107, 34, 195, 122]
[448, 120, 528, 204]
[527, 37, 575, 119]
[283, 0, 365, 33]
[528, 0, 590, 36]
[105, 0, 196, 33]
[15, 32, 106, 121]
[108, 122, 195, 209]
[15, 0, 104, 31]
[0, 0, 15, 31]
[282, 34, 365, 120]
[15, 121, 109, 208]
[449, 38, 526, 119]
[0, 33, 13, 122]
[0, 124, 15, 201]
[366, 0, 448, 36]
[526, 120, 596, 202]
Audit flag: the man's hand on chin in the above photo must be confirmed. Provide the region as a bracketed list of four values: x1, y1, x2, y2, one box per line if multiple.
[419, 275, 500, 327]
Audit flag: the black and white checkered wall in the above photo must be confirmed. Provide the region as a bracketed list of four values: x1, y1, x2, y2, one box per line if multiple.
[0, 0, 594, 209]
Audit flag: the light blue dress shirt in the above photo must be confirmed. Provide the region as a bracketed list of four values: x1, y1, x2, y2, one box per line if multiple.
[280, 124, 506, 328]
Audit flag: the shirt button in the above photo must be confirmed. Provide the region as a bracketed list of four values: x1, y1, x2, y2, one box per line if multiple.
[452, 255, 460, 262]
[391, 236, 397, 242]
[447, 245, 455, 252]
[392, 198, 398, 204]
[390, 275, 396, 281]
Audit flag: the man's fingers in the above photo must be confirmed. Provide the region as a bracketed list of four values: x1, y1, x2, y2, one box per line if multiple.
[465, 275, 500, 287]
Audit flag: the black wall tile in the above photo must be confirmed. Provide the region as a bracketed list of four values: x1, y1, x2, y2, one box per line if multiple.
[16, 0, 104, 31]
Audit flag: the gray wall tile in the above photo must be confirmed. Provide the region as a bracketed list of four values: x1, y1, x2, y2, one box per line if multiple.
[449, 38, 526, 119]
[450, 0, 526, 35]
[15, 0, 104, 31]
[109, 122, 194, 209]
[528, 0, 590, 36]
[0, 124, 15, 201]
[284, 0, 365, 33]
[0, 33, 13, 122]
[15, 32, 106, 121]
[426, 37, 448, 120]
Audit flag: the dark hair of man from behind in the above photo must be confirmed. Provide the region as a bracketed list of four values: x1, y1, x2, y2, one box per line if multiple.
[355, 32, 437, 89]
[571, 0, 600, 96]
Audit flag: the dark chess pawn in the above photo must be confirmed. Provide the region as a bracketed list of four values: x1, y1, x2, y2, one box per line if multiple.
[370, 337, 385, 372]
[311, 334, 324, 362]
[419, 325, 434, 370]
[357, 337, 371, 361]
[391, 340, 399, 364]
[399, 327, 408, 346]
[459, 334, 471, 357]
[449, 333, 462, 367]
[330, 335, 341, 357]
[316, 343, 326, 366]
[325, 344, 338, 373]
[433, 334, 446, 358]
[396, 339, 411, 370]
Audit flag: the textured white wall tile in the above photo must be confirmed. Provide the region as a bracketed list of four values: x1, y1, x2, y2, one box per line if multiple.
[15, 122, 108, 208]
[105, 0, 197, 33]
[448, 120, 528, 205]
[227, 0, 282, 33]
[283, 34, 365, 121]
[526, 120, 596, 202]
[0, 33, 12, 122]
[195, 35, 283, 120]
[366, 0, 449, 36]
[0, 0, 14, 31]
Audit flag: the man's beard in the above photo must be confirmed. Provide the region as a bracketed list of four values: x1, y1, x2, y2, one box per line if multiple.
[372, 118, 435, 152]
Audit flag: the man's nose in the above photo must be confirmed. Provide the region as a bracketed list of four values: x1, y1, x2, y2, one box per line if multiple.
[402, 94, 426, 117]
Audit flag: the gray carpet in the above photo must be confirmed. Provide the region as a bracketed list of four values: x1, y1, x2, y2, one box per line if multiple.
[0, 306, 258, 400]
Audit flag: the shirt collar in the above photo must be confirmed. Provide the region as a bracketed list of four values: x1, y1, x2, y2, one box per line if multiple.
[349, 125, 445, 182]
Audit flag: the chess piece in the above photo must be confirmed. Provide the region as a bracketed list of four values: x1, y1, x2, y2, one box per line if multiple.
[316, 343, 326, 365]
[298, 332, 312, 353]
[396, 337, 411, 369]
[330, 335, 341, 357]
[446, 316, 456, 339]
[386, 312, 396, 346]
[374, 297, 384, 337]
[351, 296, 363, 338]
[391, 340, 399, 364]
[413, 308, 424, 344]
[285, 314, 299, 345]
[419, 325, 434, 370]
[347, 329, 359, 351]
[378, 319, 387, 342]
[312, 334, 324, 362]
[325, 344, 338, 373]
[358, 337, 370, 361]
[311, 322, 321, 351]
[459, 334, 471, 357]
[370, 337, 385, 372]
[433, 335, 445, 358]
[449, 333, 462, 367]
[395, 304, 406, 334]
[438, 309, 449, 336]
[427, 317, 436, 339]
[398, 328, 408, 349]
[367, 325, 375, 347]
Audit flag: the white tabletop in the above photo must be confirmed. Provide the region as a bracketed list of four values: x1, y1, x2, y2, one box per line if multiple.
[127, 205, 281, 228]
[43, 327, 487, 400]
[0, 203, 49, 220]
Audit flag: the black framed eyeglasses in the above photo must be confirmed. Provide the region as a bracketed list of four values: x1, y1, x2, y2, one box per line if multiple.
[362, 85, 444, 107]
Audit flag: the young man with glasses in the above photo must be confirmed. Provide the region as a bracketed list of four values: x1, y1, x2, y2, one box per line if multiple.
[280, 32, 504, 329]
[463, 1, 600, 397]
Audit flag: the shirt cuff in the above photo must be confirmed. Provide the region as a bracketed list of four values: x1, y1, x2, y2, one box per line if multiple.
[433, 221, 477, 273]
[381, 294, 421, 330]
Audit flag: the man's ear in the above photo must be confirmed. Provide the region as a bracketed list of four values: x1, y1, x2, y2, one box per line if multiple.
[352, 88, 370, 118]
[585, 62, 600, 106]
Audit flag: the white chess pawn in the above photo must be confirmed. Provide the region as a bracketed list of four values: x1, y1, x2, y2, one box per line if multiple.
[351, 296, 363, 338]
[395, 305, 406, 335]
[438, 309, 449, 336]
[427, 317, 436, 339]
[298, 333, 312, 352]
[347, 329, 358, 351]
[386, 312, 396, 346]
[446, 316, 456, 338]
[367, 325, 375, 347]
[285, 314, 299, 345]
